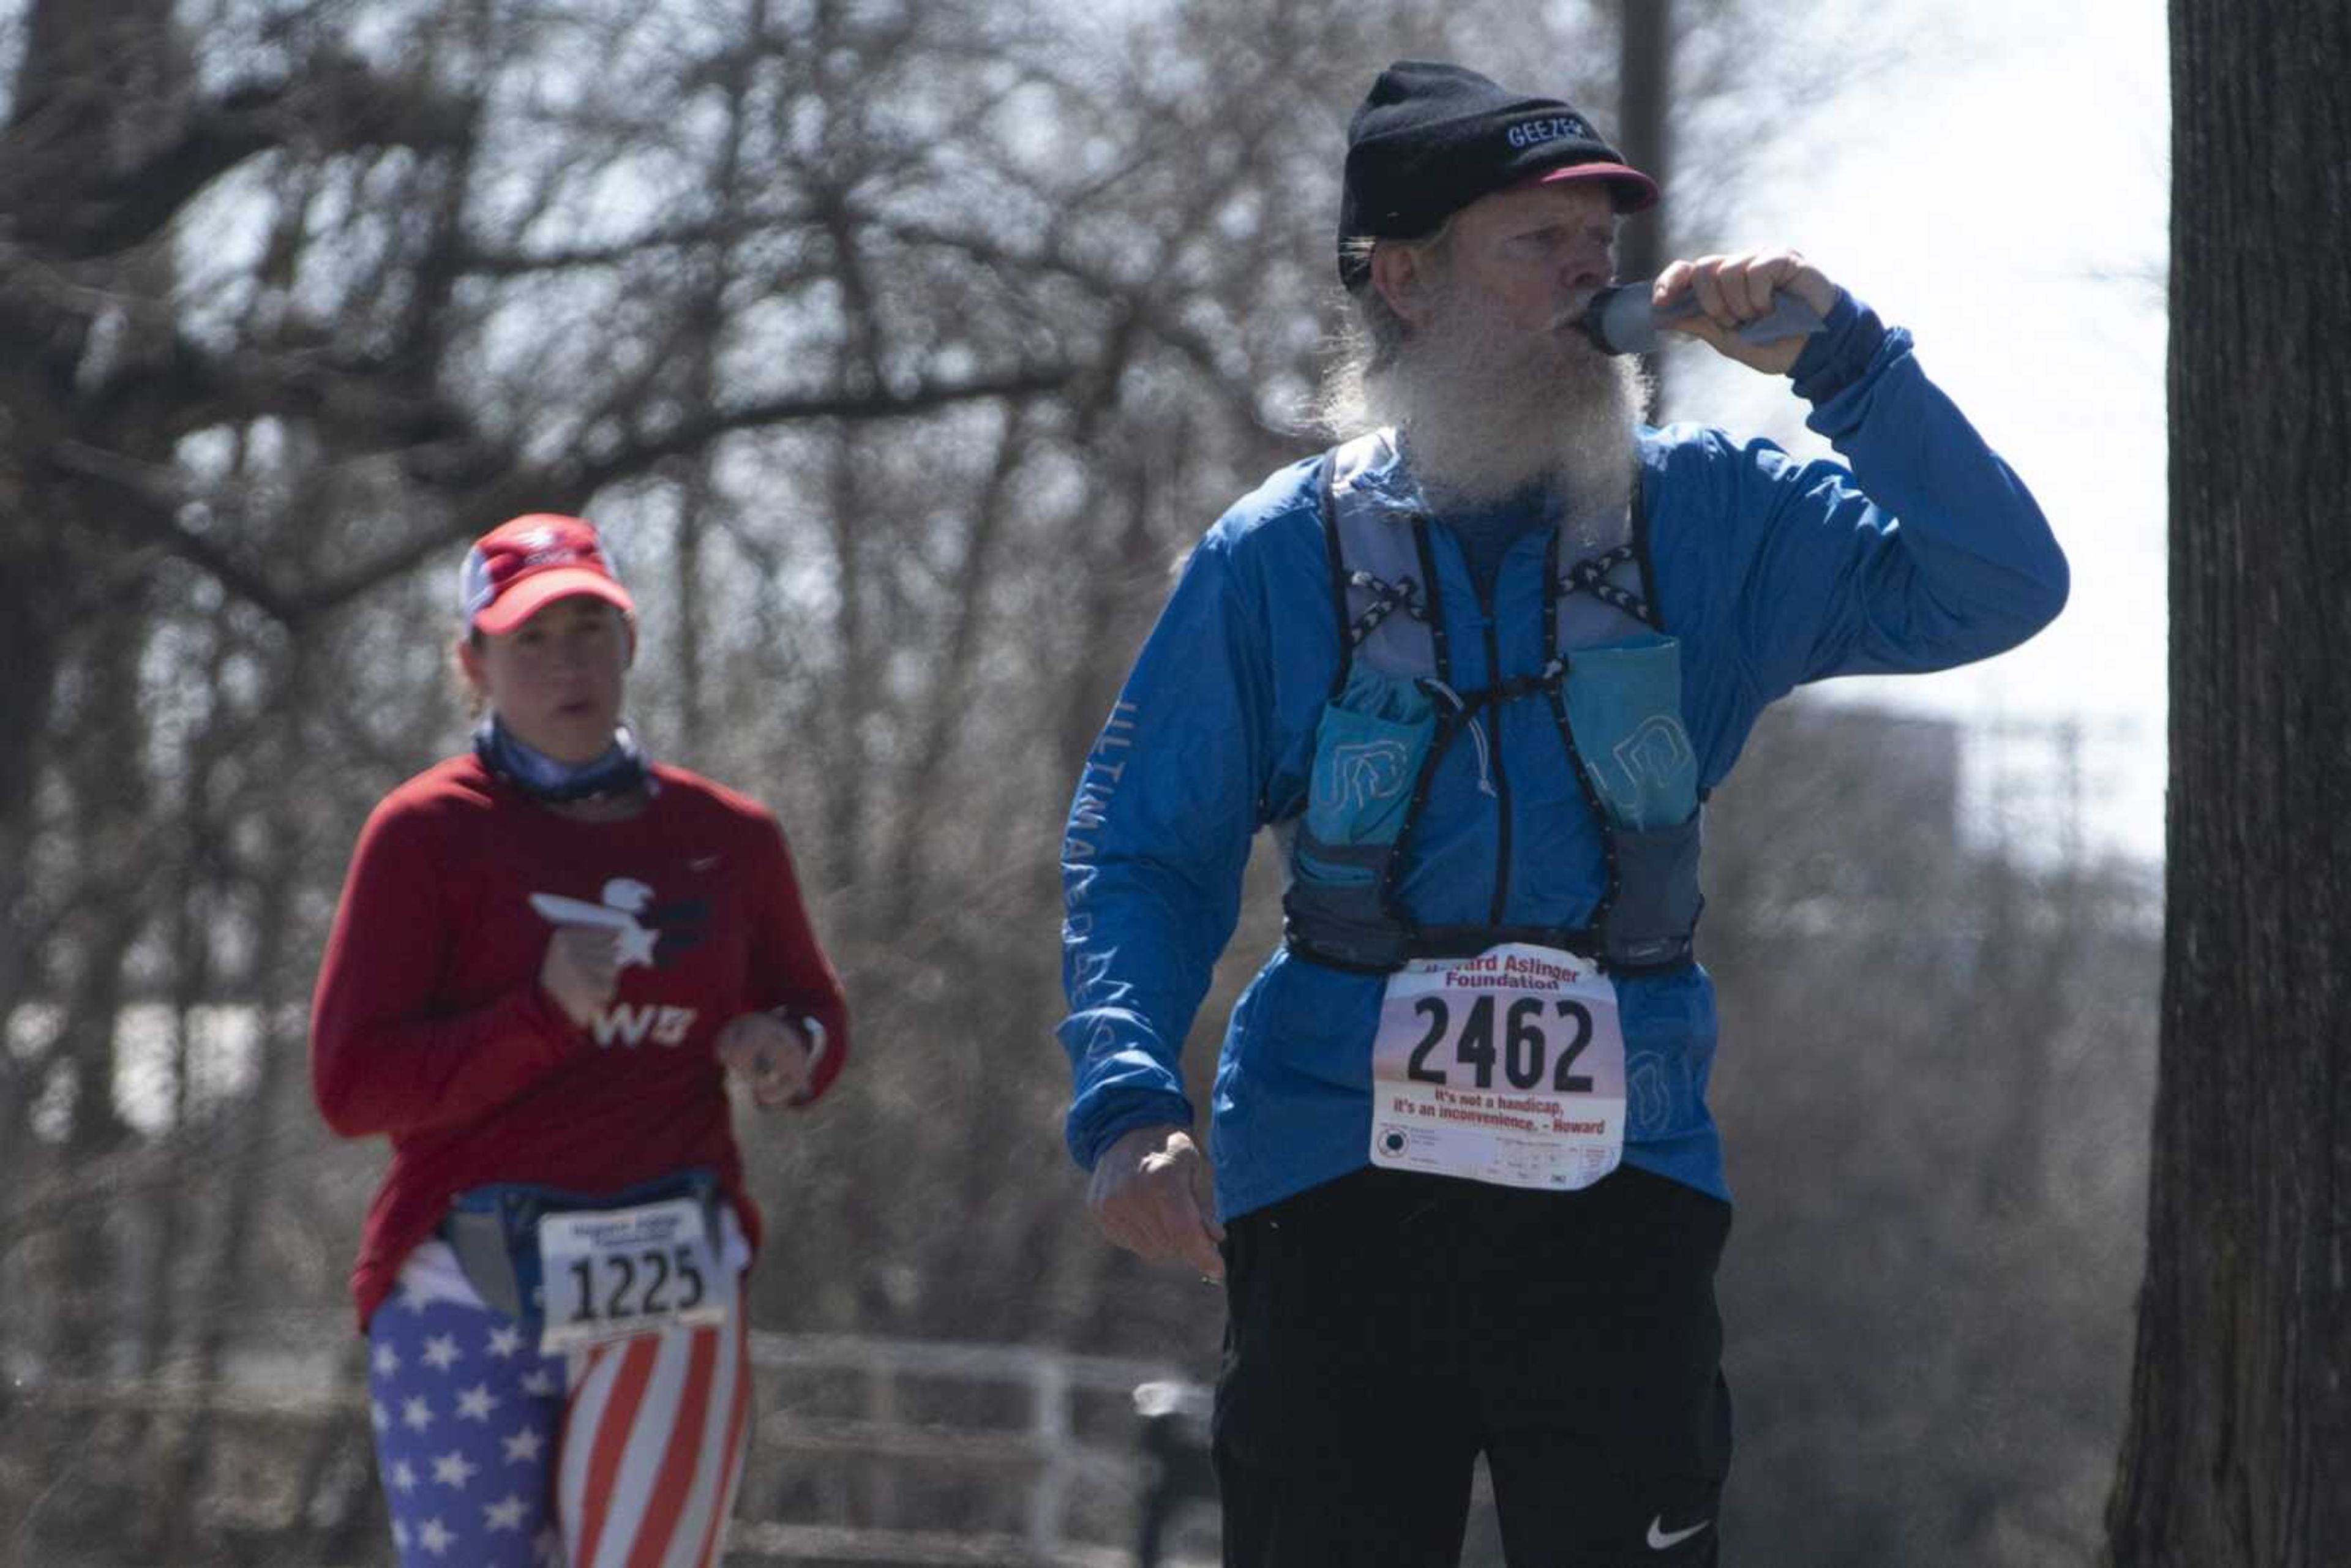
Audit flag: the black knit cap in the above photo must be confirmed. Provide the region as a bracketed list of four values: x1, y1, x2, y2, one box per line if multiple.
[1338, 61, 1659, 288]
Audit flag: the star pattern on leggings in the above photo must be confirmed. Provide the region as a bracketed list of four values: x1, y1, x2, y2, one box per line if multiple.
[431, 1449, 480, 1490]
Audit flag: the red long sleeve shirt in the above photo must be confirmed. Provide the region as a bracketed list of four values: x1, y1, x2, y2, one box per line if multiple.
[310, 754, 849, 1327]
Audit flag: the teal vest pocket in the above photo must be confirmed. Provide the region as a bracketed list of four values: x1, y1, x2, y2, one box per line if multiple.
[1562, 635, 1704, 970]
[1298, 667, 1436, 884]
[1562, 636, 1698, 830]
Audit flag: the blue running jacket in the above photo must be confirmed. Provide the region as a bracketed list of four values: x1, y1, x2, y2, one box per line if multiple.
[1057, 298, 2069, 1220]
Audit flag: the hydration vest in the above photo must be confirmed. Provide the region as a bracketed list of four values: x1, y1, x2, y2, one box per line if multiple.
[1281, 431, 1705, 976]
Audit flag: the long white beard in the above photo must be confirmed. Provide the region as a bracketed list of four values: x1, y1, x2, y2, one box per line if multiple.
[1362, 290, 1649, 550]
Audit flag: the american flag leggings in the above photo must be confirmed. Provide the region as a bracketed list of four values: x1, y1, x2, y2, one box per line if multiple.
[366, 1290, 754, 1567]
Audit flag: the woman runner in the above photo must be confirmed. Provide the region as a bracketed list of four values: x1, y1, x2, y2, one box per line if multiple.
[311, 512, 849, 1567]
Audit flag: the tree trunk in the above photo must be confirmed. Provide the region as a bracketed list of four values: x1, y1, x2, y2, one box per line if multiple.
[2105, 2, 2351, 1562]
[0, 0, 183, 1032]
[667, 0, 765, 766]
[1616, 0, 1671, 408]
[151, 645, 319, 1555]
[48, 597, 156, 1385]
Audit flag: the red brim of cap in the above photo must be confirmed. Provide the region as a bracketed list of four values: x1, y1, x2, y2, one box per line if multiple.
[1519, 160, 1660, 212]
[471, 570, 636, 635]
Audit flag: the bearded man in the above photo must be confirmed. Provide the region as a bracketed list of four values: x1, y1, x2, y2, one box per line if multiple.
[1054, 60, 2068, 1567]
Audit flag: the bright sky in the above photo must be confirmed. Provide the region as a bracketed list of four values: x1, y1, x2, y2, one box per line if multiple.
[1674, 0, 2170, 864]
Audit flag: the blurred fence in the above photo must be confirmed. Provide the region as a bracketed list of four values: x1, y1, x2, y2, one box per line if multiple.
[7, 1327, 1222, 1568]
[735, 1333, 1215, 1566]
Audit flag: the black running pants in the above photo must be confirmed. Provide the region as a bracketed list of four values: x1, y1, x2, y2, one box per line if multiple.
[1212, 1165, 1733, 1567]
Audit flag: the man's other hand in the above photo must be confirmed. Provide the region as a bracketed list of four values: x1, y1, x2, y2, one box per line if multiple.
[1086, 1125, 1227, 1281]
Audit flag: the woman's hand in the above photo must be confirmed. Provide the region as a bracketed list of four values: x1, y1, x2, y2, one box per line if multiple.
[714, 1012, 813, 1109]
[540, 927, 623, 1027]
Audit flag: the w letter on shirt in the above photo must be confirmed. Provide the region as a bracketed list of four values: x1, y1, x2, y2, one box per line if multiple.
[591, 1004, 697, 1048]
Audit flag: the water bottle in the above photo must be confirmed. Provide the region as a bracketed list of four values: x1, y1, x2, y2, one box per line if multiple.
[1582, 280, 1826, 356]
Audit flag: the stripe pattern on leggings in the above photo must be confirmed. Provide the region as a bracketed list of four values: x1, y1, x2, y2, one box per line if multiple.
[561, 1305, 753, 1568]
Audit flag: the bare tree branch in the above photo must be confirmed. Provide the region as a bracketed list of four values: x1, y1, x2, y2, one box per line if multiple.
[17, 61, 476, 260]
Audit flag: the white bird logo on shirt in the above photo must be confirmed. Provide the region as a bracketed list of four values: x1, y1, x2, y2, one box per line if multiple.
[529, 878, 661, 967]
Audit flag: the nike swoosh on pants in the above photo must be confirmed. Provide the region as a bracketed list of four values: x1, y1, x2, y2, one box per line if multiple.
[1647, 1516, 1712, 1551]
